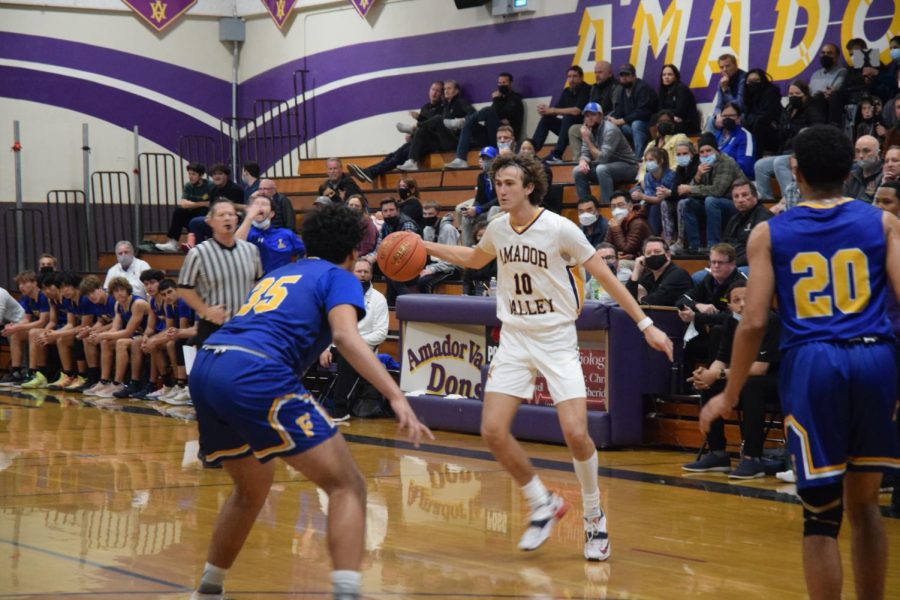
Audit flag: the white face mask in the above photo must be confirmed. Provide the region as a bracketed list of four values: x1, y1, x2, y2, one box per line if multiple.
[732, 312, 743, 321]
[252, 218, 271, 230]
[117, 255, 133, 269]
[611, 207, 629, 221]
[579, 212, 598, 227]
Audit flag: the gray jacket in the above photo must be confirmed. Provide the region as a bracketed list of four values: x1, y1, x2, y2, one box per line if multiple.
[579, 121, 638, 166]
[423, 214, 460, 274]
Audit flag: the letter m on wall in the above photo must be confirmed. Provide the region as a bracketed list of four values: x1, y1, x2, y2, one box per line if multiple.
[630, 0, 693, 74]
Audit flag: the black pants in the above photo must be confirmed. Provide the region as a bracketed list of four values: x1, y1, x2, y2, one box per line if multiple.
[701, 373, 778, 457]
[331, 348, 362, 418]
[367, 143, 411, 178]
[167, 207, 208, 240]
[408, 116, 458, 161]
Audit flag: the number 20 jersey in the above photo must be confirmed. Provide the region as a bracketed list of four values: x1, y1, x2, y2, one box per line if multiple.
[477, 209, 597, 330]
[769, 199, 893, 350]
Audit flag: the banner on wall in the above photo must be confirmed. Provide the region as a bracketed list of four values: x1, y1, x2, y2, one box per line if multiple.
[121, 0, 196, 32]
[349, 0, 377, 19]
[401, 322, 488, 399]
[261, 0, 298, 29]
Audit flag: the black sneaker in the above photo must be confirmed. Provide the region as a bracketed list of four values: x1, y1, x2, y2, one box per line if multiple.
[0, 370, 23, 387]
[682, 452, 732, 473]
[130, 381, 158, 400]
[348, 163, 373, 184]
[728, 457, 766, 479]
[113, 380, 145, 399]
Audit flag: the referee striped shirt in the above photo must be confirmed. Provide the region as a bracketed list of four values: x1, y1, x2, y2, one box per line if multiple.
[177, 238, 262, 317]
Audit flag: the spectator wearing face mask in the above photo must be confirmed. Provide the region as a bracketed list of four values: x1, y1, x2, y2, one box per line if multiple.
[843, 135, 884, 203]
[104, 241, 151, 297]
[576, 196, 608, 247]
[625, 237, 692, 306]
[809, 43, 847, 99]
[397, 177, 424, 230]
[603, 191, 652, 260]
[712, 102, 755, 179]
[235, 192, 306, 274]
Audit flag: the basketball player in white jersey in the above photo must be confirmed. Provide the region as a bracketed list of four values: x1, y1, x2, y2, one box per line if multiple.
[424, 154, 673, 561]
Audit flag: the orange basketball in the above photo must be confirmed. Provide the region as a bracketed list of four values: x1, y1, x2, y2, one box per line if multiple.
[377, 231, 427, 282]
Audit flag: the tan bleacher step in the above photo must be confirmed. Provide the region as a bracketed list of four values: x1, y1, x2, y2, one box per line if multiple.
[298, 155, 383, 175]
[288, 187, 475, 212]
[275, 176, 328, 194]
[100, 251, 186, 272]
[374, 161, 576, 189]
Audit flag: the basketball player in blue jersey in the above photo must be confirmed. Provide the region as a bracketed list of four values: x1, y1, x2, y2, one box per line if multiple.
[424, 154, 673, 562]
[187, 204, 433, 600]
[702, 125, 900, 600]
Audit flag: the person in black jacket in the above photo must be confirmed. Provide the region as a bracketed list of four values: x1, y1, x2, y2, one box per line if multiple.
[722, 181, 773, 266]
[625, 237, 692, 305]
[531, 65, 591, 163]
[462, 221, 497, 296]
[447, 72, 524, 168]
[658, 64, 699, 134]
[608, 64, 659, 155]
[742, 69, 783, 156]
[398, 80, 475, 171]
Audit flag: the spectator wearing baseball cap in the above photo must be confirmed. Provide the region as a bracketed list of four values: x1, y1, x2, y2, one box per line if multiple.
[530, 65, 592, 164]
[607, 63, 660, 155]
[573, 102, 639, 203]
[455, 146, 501, 246]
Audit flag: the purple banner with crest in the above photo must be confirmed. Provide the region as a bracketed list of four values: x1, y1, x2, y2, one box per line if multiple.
[348, 0, 377, 19]
[261, 0, 298, 30]
[121, 0, 196, 32]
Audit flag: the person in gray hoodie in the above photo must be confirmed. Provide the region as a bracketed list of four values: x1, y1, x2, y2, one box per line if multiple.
[572, 102, 638, 202]
[418, 200, 460, 293]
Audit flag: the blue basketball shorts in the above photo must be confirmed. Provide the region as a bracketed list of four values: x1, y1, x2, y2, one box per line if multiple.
[779, 341, 900, 490]
[189, 347, 337, 466]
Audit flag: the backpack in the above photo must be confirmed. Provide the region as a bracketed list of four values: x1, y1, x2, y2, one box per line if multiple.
[350, 379, 394, 418]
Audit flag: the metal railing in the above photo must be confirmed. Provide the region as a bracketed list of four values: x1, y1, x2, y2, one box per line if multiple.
[137, 153, 180, 236]
[46, 190, 89, 272]
[252, 98, 303, 178]
[2, 207, 48, 286]
[89, 171, 132, 263]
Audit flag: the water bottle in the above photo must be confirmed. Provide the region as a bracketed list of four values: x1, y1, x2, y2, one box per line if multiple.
[488, 277, 498, 297]
[588, 277, 602, 300]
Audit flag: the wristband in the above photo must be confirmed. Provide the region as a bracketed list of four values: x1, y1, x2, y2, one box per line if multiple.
[637, 317, 653, 332]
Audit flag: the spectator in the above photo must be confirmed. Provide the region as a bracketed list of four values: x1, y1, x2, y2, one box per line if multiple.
[517, 137, 556, 211]
[853, 95, 887, 143]
[632, 110, 690, 182]
[882, 96, 900, 148]
[658, 63, 699, 134]
[874, 180, 900, 216]
[713, 102, 755, 179]
[348, 136, 411, 184]
[178, 201, 262, 346]
[883, 145, 900, 182]
[496, 124, 516, 156]
[875, 35, 900, 102]
[742, 68, 783, 155]
[572, 102, 639, 203]
[829, 38, 881, 131]
[318, 158, 362, 202]
[104, 240, 151, 297]
[843, 135, 883, 202]
[625, 237, 692, 305]
[707, 53, 747, 131]
[663, 139, 700, 254]
[809, 42, 847, 98]
[156, 162, 216, 252]
[37, 254, 57, 273]
[676, 244, 747, 369]
[576, 196, 608, 248]
[588, 60, 619, 115]
[189, 163, 245, 244]
[683, 280, 781, 479]
[455, 147, 499, 246]
[235, 193, 306, 274]
[603, 191, 652, 260]
[0, 286, 24, 330]
[590, 242, 632, 304]
[632, 146, 677, 241]
[446, 72, 525, 168]
[462, 221, 496, 296]
[396, 80, 444, 135]
[317, 258, 389, 421]
[257, 178, 296, 231]
[722, 181, 773, 267]
[377, 197, 421, 305]
[418, 201, 460, 294]
[755, 80, 827, 202]
[397, 177, 424, 229]
[678, 133, 744, 252]
[346, 195, 378, 259]
[241, 161, 261, 204]
[531, 65, 591, 163]
[398, 80, 474, 171]
[608, 63, 659, 154]
[1, 273, 50, 386]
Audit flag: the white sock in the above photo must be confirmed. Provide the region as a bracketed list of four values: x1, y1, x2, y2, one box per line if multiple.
[521, 475, 550, 511]
[331, 570, 361, 596]
[573, 453, 602, 518]
[197, 562, 227, 593]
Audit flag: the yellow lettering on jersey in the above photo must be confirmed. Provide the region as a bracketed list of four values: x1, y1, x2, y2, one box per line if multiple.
[296, 413, 314, 437]
[508, 298, 555, 315]
[791, 249, 870, 319]
[688, 0, 749, 89]
[235, 275, 303, 316]
[767, 0, 827, 81]
[841, 0, 900, 66]
[629, 0, 692, 73]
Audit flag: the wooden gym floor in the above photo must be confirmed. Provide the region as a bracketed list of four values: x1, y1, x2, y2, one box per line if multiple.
[0, 388, 897, 599]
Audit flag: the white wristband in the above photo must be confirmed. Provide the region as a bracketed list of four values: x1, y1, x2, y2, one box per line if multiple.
[637, 317, 653, 332]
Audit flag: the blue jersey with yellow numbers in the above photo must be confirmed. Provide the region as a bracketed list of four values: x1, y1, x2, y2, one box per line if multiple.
[770, 198, 893, 350]
[205, 258, 364, 373]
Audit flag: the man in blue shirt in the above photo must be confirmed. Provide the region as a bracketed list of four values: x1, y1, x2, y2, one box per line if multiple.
[187, 204, 432, 600]
[236, 193, 306, 274]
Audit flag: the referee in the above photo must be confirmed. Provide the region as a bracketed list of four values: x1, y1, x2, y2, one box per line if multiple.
[178, 200, 262, 345]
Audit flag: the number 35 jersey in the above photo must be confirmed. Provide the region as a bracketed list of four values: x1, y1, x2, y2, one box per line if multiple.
[205, 259, 365, 372]
[769, 198, 893, 350]
[478, 209, 597, 330]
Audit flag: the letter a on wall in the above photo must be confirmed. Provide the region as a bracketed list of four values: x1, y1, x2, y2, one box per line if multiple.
[262, 0, 298, 30]
[122, 0, 196, 32]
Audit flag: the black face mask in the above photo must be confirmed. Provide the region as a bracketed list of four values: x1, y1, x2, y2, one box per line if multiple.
[744, 81, 761, 98]
[722, 118, 738, 131]
[645, 254, 667, 270]
[385, 216, 400, 226]
[423, 216, 438, 228]
[819, 55, 835, 70]
[498, 85, 510, 95]
[606, 261, 617, 273]
[398, 188, 410, 200]
[361, 280, 371, 293]
[39, 266, 54, 274]
[788, 96, 803, 109]
[620, 80, 633, 89]
[657, 122, 675, 136]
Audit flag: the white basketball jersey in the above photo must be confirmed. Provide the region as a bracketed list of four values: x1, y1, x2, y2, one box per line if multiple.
[478, 209, 597, 330]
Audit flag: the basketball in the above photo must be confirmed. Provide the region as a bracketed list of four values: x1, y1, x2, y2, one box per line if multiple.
[377, 231, 427, 282]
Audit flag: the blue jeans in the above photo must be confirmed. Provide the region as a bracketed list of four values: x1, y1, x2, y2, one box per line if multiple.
[189, 216, 213, 243]
[573, 162, 638, 203]
[455, 106, 498, 159]
[754, 154, 793, 200]
[705, 196, 736, 246]
[620, 120, 649, 155]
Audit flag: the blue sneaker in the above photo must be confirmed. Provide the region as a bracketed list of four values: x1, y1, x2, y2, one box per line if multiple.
[728, 457, 766, 479]
[682, 452, 731, 473]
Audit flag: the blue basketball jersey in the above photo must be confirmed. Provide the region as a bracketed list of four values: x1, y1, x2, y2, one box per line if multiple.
[166, 297, 195, 325]
[247, 226, 307, 274]
[205, 258, 364, 373]
[51, 297, 69, 328]
[769, 199, 893, 350]
[20, 291, 49, 319]
[149, 296, 167, 332]
[115, 296, 148, 332]
[91, 294, 117, 323]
